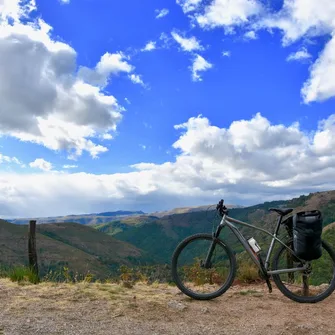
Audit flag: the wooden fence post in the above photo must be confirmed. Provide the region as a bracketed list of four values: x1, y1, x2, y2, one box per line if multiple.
[28, 220, 39, 279]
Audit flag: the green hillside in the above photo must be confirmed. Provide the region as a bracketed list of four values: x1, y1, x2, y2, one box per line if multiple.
[0, 220, 145, 279]
[95, 215, 158, 235]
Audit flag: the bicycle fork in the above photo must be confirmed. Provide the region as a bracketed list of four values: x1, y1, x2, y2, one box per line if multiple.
[203, 238, 217, 268]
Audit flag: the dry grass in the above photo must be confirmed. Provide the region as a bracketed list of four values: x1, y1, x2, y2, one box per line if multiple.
[1, 279, 335, 335]
[323, 222, 335, 232]
[237, 263, 260, 283]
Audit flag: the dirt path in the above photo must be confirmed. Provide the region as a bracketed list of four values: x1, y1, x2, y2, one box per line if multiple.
[0, 279, 334, 335]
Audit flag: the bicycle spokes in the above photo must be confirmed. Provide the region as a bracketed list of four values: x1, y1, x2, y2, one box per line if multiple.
[175, 237, 233, 295]
[274, 245, 334, 298]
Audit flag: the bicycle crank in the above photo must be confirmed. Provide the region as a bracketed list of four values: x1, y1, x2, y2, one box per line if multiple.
[258, 254, 272, 293]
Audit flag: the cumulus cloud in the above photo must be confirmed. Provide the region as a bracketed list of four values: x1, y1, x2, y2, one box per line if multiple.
[260, 0, 335, 45]
[286, 47, 312, 62]
[155, 8, 169, 19]
[78, 52, 133, 86]
[171, 31, 204, 52]
[0, 0, 36, 22]
[141, 41, 156, 52]
[29, 158, 53, 171]
[195, 0, 263, 29]
[301, 35, 335, 103]
[191, 54, 213, 81]
[0, 1, 138, 159]
[222, 50, 231, 57]
[2, 113, 335, 217]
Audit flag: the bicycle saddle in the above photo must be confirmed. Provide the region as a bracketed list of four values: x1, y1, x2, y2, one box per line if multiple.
[269, 208, 293, 216]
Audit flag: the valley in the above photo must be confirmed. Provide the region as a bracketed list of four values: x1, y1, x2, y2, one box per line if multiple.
[1, 190, 335, 280]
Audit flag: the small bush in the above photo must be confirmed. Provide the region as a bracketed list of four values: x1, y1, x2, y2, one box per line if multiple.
[9, 266, 39, 284]
[119, 265, 135, 288]
[237, 263, 259, 283]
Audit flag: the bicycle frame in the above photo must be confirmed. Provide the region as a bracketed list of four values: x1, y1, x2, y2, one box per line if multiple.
[207, 214, 309, 276]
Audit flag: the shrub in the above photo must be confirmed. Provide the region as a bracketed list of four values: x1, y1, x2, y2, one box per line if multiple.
[9, 266, 39, 284]
[237, 263, 259, 283]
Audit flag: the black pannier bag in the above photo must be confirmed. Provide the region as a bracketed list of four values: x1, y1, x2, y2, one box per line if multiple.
[293, 210, 323, 261]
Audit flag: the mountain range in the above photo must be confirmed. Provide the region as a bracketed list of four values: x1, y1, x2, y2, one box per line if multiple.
[6, 204, 240, 226]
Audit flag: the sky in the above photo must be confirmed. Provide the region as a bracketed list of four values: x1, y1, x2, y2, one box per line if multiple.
[0, 0, 335, 217]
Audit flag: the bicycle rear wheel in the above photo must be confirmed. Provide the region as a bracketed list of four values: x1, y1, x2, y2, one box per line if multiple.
[272, 240, 335, 303]
[171, 233, 236, 300]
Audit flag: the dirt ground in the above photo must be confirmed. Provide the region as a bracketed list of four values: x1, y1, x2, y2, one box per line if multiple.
[0, 279, 334, 335]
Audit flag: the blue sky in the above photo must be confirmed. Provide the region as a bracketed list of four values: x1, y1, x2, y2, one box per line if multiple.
[1, 0, 335, 217]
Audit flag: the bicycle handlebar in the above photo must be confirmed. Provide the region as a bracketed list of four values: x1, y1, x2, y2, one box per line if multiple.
[216, 199, 228, 217]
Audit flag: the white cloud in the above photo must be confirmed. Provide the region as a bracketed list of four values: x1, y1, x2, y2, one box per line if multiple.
[2, 113, 335, 217]
[301, 35, 335, 103]
[60, 0, 70, 4]
[195, 0, 263, 29]
[260, 0, 335, 46]
[244, 30, 257, 40]
[176, 0, 202, 13]
[176, 0, 335, 104]
[0, 153, 23, 166]
[101, 133, 113, 140]
[258, 0, 335, 103]
[129, 74, 145, 87]
[139, 144, 147, 150]
[63, 164, 78, 169]
[124, 98, 131, 104]
[155, 8, 169, 19]
[78, 52, 133, 86]
[222, 50, 231, 57]
[0, 0, 36, 22]
[29, 158, 53, 172]
[171, 31, 204, 52]
[142, 41, 156, 52]
[0, 1, 137, 159]
[286, 47, 312, 62]
[191, 54, 213, 81]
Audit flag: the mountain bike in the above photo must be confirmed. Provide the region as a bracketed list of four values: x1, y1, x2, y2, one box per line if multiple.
[171, 199, 335, 303]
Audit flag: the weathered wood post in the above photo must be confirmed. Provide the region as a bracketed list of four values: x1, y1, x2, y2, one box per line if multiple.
[28, 220, 39, 280]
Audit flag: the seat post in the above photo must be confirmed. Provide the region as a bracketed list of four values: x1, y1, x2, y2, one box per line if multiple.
[274, 214, 283, 236]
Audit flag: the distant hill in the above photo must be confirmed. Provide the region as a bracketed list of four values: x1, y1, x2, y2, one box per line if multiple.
[7, 210, 145, 226]
[0, 219, 146, 279]
[6, 204, 242, 227]
[96, 190, 335, 264]
[149, 203, 243, 218]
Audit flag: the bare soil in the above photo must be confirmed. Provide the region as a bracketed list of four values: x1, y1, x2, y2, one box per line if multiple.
[0, 279, 334, 335]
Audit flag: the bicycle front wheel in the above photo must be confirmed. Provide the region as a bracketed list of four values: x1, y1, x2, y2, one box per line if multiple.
[171, 233, 236, 300]
[272, 240, 335, 303]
